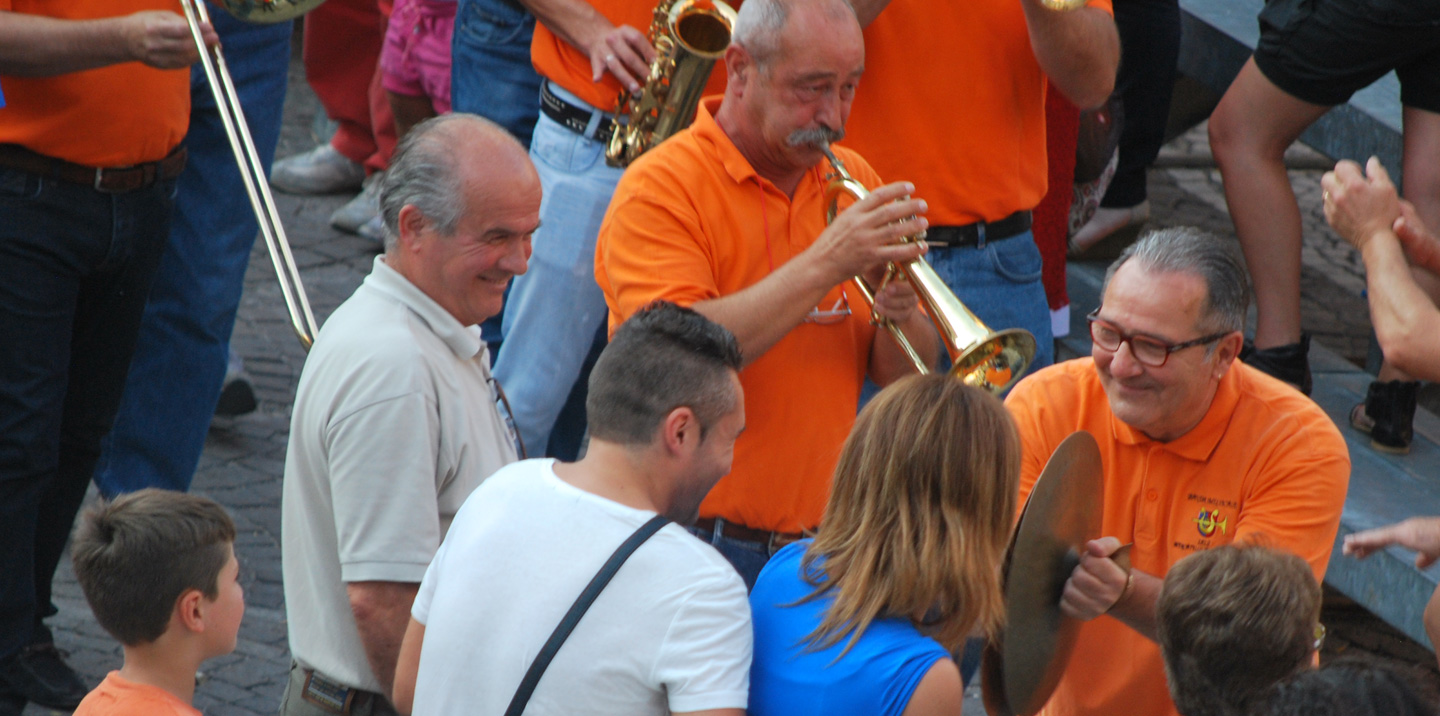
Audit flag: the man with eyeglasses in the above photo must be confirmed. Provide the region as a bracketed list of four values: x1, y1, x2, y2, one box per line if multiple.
[594, 0, 939, 588]
[1004, 227, 1349, 716]
[279, 114, 533, 716]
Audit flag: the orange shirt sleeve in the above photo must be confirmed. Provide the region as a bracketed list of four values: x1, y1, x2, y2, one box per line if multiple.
[1229, 420, 1350, 580]
[598, 164, 720, 330]
[1005, 368, 1068, 521]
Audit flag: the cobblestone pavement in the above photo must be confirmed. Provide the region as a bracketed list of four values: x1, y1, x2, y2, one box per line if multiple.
[24, 44, 1434, 714]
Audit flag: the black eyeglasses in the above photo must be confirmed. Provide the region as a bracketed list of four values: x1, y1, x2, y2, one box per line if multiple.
[488, 376, 527, 459]
[1086, 307, 1231, 368]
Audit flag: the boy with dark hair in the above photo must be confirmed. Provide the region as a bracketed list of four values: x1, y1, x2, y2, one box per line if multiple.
[69, 488, 243, 716]
[1156, 543, 1321, 716]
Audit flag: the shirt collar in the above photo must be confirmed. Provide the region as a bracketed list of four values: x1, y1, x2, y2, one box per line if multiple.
[691, 97, 833, 201]
[1105, 362, 1240, 462]
[364, 256, 485, 360]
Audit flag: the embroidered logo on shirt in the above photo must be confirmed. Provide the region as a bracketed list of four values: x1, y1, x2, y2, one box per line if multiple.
[1194, 509, 1228, 538]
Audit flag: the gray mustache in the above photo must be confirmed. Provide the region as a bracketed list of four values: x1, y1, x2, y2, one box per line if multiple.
[787, 126, 845, 148]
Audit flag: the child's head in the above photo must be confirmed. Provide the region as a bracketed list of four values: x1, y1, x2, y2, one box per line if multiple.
[1157, 543, 1321, 716]
[71, 489, 242, 655]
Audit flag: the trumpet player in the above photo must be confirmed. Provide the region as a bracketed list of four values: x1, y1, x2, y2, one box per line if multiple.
[0, 4, 217, 711]
[595, 0, 939, 587]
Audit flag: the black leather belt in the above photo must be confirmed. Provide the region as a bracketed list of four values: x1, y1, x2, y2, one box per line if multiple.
[539, 81, 615, 144]
[926, 210, 1032, 248]
[0, 143, 187, 194]
[694, 517, 806, 554]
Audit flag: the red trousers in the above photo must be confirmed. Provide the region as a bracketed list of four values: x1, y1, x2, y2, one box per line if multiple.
[303, 0, 397, 172]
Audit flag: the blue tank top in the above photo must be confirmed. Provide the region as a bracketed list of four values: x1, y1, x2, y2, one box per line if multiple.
[748, 540, 951, 716]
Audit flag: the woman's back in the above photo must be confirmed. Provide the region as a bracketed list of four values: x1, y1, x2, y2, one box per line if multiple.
[747, 541, 950, 716]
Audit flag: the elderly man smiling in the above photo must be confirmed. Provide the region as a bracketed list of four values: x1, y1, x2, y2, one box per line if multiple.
[1004, 227, 1349, 716]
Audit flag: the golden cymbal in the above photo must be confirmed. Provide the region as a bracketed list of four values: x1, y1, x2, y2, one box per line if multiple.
[981, 431, 1104, 716]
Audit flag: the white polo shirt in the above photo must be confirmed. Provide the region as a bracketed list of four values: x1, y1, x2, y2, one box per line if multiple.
[282, 256, 518, 694]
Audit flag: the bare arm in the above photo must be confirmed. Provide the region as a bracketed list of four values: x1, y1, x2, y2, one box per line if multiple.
[1060, 537, 1161, 641]
[392, 618, 425, 715]
[1323, 159, 1440, 381]
[513, 0, 655, 93]
[0, 9, 215, 76]
[692, 183, 928, 365]
[1344, 516, 1440, 568]
[347, 581, 421, 702]
[1019, 1, 1119, 110]
[899, 659, 963, 716]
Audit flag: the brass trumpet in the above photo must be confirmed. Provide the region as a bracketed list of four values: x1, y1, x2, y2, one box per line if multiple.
[821, 148, 1036, 394]
[180, 0, 321, 350]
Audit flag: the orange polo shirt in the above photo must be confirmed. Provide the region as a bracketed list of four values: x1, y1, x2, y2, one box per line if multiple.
[844, 0, 1112, 225]
[1004, 359, 1349, 716]
[0, 0, 189, 166]
[596, 97, 881, 533]
[531, 0, 736, 112]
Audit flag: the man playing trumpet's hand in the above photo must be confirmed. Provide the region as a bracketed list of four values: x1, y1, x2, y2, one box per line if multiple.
[596, 0, 938, 588]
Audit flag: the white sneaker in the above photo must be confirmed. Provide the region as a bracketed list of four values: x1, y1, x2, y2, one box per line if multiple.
[270, 143, 366, 195]
[330, 171, 384, 234]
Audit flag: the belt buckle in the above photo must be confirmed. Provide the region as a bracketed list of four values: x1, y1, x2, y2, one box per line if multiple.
[91, 167, 107, 192]
[301, 670, 356, 714]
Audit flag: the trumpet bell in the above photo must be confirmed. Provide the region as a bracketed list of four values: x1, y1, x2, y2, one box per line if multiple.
[951, 328, 1036, 394]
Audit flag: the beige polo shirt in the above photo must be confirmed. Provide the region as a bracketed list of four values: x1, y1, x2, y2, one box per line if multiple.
[281, 256, 518, 693]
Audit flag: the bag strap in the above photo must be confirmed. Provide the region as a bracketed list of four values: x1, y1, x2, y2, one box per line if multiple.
[502, 514, 671, 716]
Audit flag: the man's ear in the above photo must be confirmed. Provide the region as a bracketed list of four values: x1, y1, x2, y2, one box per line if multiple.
[175, 588, 207, 634]
[660, 406, 701, 456]
[1213, 331, 1244, 378]
[724, 44, 750, 95]
[396, 205, 427, 252]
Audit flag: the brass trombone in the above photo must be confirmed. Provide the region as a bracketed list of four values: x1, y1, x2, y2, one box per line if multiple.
[180, 0, 320, 350]
[820, 147, 1036, 394]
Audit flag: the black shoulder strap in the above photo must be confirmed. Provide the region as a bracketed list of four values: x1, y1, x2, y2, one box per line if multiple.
[502, 514, 671, 716]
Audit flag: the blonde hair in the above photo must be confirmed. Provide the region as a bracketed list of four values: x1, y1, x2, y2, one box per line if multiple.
[798, 374, 1021, 654]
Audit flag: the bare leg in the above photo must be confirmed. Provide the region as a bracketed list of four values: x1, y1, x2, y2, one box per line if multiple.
[1374, 107, 1440, 381]
[1209, 59, 1331, 349]
[388, 91, 439, 143]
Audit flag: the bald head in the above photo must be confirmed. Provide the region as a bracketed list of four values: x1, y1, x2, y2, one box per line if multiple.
[731, 0, 858, 70]
[379, 113, 533, 253]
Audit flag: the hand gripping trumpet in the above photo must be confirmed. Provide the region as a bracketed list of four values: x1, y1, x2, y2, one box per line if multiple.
[820, 147, 1036, 394]
[179, 0, 322, 350]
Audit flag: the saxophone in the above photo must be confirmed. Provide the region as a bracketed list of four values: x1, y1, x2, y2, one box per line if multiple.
[605, 0, 737, 168]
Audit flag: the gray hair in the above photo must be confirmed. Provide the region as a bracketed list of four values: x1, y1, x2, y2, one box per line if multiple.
[731, 0, 854, 68]
[1101, 227, 1251, 334]
[378, 113, 520, 252]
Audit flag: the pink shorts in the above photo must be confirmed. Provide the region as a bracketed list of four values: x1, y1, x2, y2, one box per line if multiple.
[380, 0, 456, 113]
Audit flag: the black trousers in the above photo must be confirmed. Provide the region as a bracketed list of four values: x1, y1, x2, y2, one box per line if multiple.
[1102, 0, 1183, 208]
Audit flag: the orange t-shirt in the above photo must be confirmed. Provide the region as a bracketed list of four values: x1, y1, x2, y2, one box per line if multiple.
[843, 0, 1113, 225]
[531, 0, 736, 112]
[1004, 359, 1350, 716]
[596, 97, 881, 533]
[0, 1, 189, 166]
[74, 672, 201, 716]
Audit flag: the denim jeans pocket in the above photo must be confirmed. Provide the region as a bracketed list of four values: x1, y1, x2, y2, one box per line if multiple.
[457, 0, 532, 44]
[0, 167, 42, 201]
[986, 238, 1044, 284]
[530, 115, 607, 174]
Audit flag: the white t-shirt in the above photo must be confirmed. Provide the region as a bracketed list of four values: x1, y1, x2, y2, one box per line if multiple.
[410, 459, 752, 716]
[282, 256, 519, 693]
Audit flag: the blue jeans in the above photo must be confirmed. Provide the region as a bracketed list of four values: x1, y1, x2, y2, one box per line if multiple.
[493, 104, 621, 457]
[0, 167, 176, 657]
[927, 231, 1054, 377]
[451, 0, 543, 349]
[91, 16, 291, 498]
[686, 524, 774, 591]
